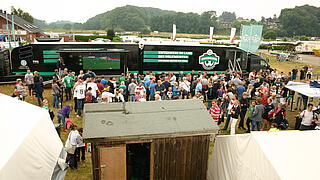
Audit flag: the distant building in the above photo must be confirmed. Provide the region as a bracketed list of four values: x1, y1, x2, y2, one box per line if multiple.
[265, 18, 280, 29]
[218, 22, 233, 29]
[58, 34, 74, 42]
[0, 10, 46, 43]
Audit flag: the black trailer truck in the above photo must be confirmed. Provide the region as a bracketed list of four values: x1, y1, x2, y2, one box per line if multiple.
[8, 42, 268, 76]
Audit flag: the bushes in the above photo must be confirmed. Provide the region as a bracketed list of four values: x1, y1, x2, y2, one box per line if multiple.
[259, 44, 286, 50]
[75, 35, 108, 42]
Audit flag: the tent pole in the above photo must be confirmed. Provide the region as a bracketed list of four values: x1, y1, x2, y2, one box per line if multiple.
[291, 92, 294, 111]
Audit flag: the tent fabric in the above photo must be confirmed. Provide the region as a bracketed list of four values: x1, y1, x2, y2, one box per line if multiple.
[285, 81, 320, 98]
[51, 148, 68, 180]
[208, 131, 320, 180]
[0, 94, 63, 180]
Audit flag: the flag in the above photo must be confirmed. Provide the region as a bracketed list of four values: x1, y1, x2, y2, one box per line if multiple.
[172, 24, 176, 41]
[230, 28, 236, 44]
[239, 25, 263, 52]
[209, 27, 214, 41]
[12, 14, 16, 45]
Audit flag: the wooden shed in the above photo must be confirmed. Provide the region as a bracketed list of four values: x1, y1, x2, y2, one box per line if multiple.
[83, 99, 219, 180]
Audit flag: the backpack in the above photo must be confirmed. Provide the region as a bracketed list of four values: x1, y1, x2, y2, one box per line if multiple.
[279, 119, 289, 130]
[85, 93, 92, 103]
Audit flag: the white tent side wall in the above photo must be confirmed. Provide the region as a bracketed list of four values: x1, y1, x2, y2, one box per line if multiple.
[0, 94, 62, 180]
[208, 134, 281, 180]
[252, 131, 320, 180]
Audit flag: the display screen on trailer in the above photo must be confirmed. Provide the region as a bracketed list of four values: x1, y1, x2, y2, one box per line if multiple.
[82, 53, 120, 70]
[143, 51, 192, 63]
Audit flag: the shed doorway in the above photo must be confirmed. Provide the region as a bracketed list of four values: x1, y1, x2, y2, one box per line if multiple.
[126, 143, 151, 180]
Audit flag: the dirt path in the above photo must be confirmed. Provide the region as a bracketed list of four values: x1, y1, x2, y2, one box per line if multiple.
[298, 54, 320, 67]
[260, 50, 320, 67]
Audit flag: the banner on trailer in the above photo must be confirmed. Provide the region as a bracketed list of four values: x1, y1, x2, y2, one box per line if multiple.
[240, 25, 263, 53]
[210, 27, 214, 41]
[173, 24, 177, 41]
[229, 28, 236, 44]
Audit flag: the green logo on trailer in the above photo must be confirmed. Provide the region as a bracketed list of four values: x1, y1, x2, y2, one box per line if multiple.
[199, 49, 220, 70]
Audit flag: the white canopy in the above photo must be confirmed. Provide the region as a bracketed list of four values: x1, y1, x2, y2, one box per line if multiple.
[0, 94, 63, 180]
[208, 131, 320, 180]
[285, 81, 320, 98]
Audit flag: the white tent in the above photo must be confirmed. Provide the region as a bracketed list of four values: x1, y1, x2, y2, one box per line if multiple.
[0, 94, 63, 180]
[208, 131, 320, 180]
[285, 81, 320, 98]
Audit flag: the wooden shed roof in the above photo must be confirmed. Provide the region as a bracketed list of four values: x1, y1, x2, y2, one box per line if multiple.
[83, 100, 218, 141]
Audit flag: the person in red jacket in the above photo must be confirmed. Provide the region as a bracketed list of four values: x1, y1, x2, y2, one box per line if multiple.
[209, 100, 221, 124]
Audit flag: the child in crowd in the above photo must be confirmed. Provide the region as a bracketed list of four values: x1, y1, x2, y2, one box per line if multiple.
[85, 87, 93, 103]
[135, 91, 141, 102]
[167, 87, 173, 100]
[268, 123, 280, 132]
[270, 86, 277, 95]
[42, 99, 54, 121]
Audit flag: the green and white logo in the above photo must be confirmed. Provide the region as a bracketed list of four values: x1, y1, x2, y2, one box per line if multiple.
[20, 60, 27, 66]
[199, 49, 220, 70]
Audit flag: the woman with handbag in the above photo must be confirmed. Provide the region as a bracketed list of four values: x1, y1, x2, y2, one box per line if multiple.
[65, 126, 82, 170]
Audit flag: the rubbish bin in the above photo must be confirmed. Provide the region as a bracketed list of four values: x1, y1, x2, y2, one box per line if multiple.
[54, 123, 61, 137]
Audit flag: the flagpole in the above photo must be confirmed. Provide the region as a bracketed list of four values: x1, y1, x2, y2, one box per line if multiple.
[5, 11, 11, 50]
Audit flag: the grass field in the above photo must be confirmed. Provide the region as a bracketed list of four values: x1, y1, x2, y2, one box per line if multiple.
[0, 52, 316, 179]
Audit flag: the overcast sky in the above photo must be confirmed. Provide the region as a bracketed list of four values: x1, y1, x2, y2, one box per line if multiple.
[1, 0, 319, 23]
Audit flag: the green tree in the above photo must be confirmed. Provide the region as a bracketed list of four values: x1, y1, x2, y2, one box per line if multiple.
[198, 11, 218, 34]
[219, 11, 236, 22]
[63, 23, 72, 30]
[106, 29, 115, 40]
[141, 26, 151, 34]
[279, 5, 320, 37]
[11, 6, 34, 23]
[263, 29, 277, 40]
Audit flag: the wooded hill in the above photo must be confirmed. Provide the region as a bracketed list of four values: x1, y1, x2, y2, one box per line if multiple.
[30, 5, 320, 38]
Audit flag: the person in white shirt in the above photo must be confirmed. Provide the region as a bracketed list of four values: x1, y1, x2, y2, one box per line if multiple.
[75, 79, 86, 117]
[86, 79, 100, 102]
[24, 69, 34, 97]
[299, 104, 319, 130]
[180, 77, 190, 93]
[66, 127, 82, 170]
[101, 88, 115, 103]
[155, 94, 162, 101]
[116, 89, 125, 102]
[135, 82, 146, 96]
[75, 128, 85, 162]
[170, 73, 176, 86]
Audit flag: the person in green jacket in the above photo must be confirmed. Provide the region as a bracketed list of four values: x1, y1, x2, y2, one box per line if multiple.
[246, 101, 256, 133]
[63, 72, 73, 100]
[119, 73, 126, 84]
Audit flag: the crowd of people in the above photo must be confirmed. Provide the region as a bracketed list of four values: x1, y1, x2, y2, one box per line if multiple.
[12, 66, 320, 136]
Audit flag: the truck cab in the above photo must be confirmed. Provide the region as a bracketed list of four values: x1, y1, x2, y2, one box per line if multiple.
[248, 53, 269, 72]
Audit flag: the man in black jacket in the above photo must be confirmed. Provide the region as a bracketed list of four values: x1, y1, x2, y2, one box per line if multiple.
[56, 57, 65, 76]
[238, 93, 249, 130]
[230, 100, 240, 135]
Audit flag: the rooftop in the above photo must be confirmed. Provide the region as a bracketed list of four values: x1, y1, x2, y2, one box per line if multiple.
[83, 100, 218, 142]
[0, 11, 43, 34]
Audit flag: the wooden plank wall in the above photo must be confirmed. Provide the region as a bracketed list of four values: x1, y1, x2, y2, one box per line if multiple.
[152, 135, 210, 180]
